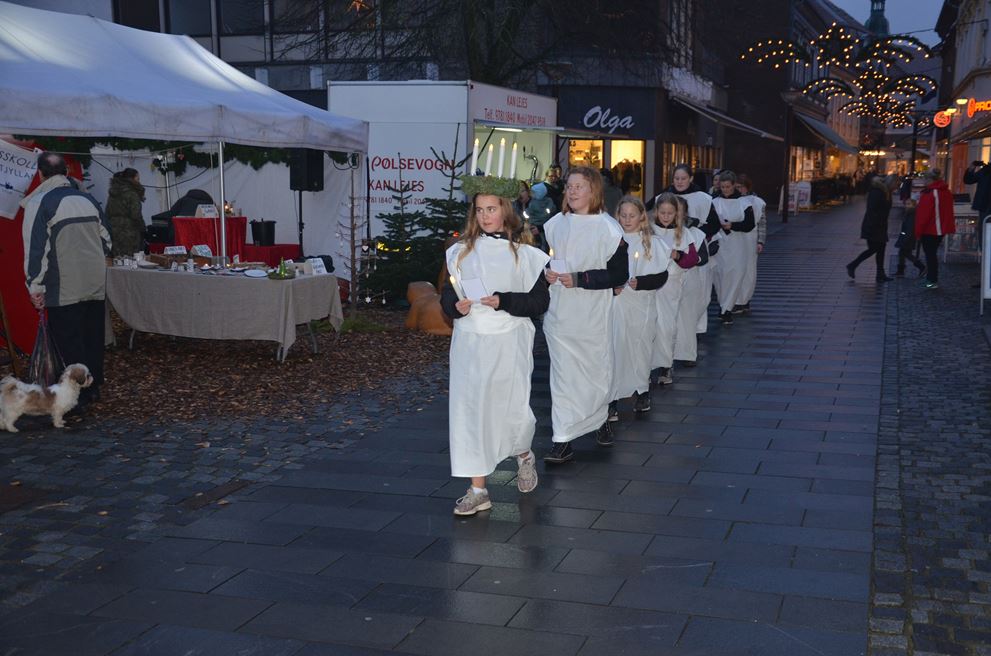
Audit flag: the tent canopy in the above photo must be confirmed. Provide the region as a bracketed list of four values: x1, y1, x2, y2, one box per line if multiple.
[0, 1, 368, 152]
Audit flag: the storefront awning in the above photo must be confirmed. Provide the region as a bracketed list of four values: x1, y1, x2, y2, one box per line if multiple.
[474, 120, 629, 141]
[951, 113, 991, 144]
[671, 96, 783, 142]
[794, 114, 858, 154]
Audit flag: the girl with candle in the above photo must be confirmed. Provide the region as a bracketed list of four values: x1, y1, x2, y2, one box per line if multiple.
[710, 170, 755, 325]
[608, 196, 669, 421]
[734, 174, 765, 314]
[649, 193, 699, 385]
[668, 195, 709, 368]
[440, 176, 550, 516]
[542, 167, 628, 463]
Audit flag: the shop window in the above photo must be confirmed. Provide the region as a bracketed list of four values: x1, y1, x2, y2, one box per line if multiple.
[569, 140, 603, 169]
[115, 0, 160, 32]
[168, 0, 212, 36]
[219, 0, 265, 35]
[610, 141, 644, 196]
[981, 137, 991, 165]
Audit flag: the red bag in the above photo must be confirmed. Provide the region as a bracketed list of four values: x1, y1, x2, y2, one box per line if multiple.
[676, 243, 701, 269]
[27, 311, 64, 387]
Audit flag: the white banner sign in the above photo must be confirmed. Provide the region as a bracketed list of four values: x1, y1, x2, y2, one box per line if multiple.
[0, 140, 38, 219]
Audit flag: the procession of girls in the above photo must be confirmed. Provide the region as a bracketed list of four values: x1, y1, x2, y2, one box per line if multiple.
[442, 165, 765, 516]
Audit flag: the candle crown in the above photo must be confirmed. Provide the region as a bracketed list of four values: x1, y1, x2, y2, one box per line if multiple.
[459, 174, 520, 199]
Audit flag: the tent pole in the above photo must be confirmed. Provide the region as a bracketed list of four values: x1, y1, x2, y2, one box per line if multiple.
[218, 140, 227, 261]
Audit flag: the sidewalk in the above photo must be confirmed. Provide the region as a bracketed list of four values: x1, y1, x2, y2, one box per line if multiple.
[0, 200, 988, 655]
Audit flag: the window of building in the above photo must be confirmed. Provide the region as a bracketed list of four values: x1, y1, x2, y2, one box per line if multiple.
[168, 0, 212, 36]
[669, 0, 693, 69]
[219, 0, 265, 35]
[115, 0, 160, 32]
[273, 0, 320, 34]
[569, 140, 603, 169]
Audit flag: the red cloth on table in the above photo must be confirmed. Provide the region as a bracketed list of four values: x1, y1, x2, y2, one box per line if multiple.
[172, 216, 246, 260]
[147, 242, 167, 254]
[242, 244, 302, 267]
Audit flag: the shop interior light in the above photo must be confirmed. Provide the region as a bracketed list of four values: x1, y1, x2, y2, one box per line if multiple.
[956, 98, 969, 105]
[493, 127, 522, 133]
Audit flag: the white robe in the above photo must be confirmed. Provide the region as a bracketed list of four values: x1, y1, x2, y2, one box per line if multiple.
[649, 224, 687, 370]
[711, 196, 753, 314]
[611, 232, 669, 400]
[675, 190, 715, 333]
[672, 226, 709, 361]
[739, 194, 766, 306]
[543, 212, 624, 443]
[447, 237, 549, 477]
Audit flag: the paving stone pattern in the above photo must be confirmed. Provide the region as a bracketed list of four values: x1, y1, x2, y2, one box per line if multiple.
[0, 201, 987, 655]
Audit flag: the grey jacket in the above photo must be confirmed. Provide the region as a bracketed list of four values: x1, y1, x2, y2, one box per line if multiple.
[22, 175, 111, 307]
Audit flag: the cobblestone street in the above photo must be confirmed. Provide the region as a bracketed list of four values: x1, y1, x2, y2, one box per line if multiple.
[0, 200, 989, 655]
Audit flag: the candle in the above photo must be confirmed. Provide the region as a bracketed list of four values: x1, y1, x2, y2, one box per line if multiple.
[497, 138, 506, 177]
[509, 142, 518, 178]
[469, 138, 479, 174]
[633, 251, 640, 277]
[449, 275, 465, 301]
[484, 144, 494, 176]
[548, 248, 553, 258]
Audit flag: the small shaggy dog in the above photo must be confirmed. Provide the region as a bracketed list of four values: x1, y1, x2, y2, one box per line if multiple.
[0, 364, 92, 432]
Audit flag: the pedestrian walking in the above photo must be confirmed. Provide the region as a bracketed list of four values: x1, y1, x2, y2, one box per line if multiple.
[21, 152, 111, 410]
[542, 166, 628, 463]
[650, 192, 694, 385]
[735, 174, 765, 313]
[670, 195, 710, 367]
[710, 170, 756, 325]
[894, 198, 926, 278]
[914, 169, 955, 289]
[441, 179, 550, 516]
[846, 173, 900, 283]
[608, 196, 669, 422]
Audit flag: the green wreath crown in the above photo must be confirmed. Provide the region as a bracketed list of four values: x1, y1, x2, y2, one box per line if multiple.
[459, 174, 520, 200]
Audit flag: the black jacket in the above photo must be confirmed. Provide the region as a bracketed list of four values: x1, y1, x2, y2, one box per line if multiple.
[963, 165, 991, 214]
[860, 183, 891, 242]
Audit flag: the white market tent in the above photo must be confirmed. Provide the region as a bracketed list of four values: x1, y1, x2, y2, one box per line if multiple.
[0, 0, 369, 256]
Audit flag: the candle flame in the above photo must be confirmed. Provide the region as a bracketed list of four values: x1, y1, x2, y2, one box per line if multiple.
[548, 248, 554, 257]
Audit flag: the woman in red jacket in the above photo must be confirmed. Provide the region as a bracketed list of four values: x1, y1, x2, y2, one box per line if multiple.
[914, 169, 955, 289]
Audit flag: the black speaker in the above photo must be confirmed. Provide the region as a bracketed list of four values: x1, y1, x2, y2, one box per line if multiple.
[289, 149, 324, 192]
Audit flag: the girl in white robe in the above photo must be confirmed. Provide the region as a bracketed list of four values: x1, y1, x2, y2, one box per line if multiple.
[542, 166, 629, 464]
[650, 193, 699, 384]
[669, 196, 710, 366]
[608, 196, 670, 421]
[710, 170, 756, 325]
[735, 174, 766, 313]
[441, 193, 550, 516]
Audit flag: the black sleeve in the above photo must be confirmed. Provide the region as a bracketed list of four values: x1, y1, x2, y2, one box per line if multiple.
[964, 168, 979, 185]
[440, 281, 466, 319]
[706, 239, 720, 256]
[700, 205, 721, 238]
[696, 240, 710, 266]
[576, 239, 629, 290]
[635, 270, 668, 291]
[730, 206, 756, 232]
[495, 275, 550, 318]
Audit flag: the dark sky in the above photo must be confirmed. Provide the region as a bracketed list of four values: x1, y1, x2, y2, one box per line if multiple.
[829, 0, 942, 45]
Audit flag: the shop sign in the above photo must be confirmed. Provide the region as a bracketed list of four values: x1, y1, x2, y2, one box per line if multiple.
[557, 87, 656, 140]
[967, 97, 991, 118]
[468, 81, 556, 128]
[933, 111, 951, 128]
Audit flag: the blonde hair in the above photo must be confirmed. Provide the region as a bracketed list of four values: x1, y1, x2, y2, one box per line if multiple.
[654, 192, 685, 248]
[561, 166, 605, 214]
[456, 195, 525, 268]
[616, 195, 653, 261]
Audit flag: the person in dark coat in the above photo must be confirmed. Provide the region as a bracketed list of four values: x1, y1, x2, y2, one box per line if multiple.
[846, 174, 899, 282]
[894, 198, 926, 278]
[963, 161, 991, 249]
[106, 168, 145, 257]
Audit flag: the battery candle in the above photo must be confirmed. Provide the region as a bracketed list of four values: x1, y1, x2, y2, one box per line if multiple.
[509, 142, 518, 178]
[633, 251, 640, 277]
[497, 138, 506, 177]
[469, 138, 479, 174]
[484, 144, 494, 176]
[449, 275, 465, 301]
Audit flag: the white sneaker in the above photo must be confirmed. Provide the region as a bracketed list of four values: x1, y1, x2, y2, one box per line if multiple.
[453, 488, 492, 516]
[516, 452, 538, 493]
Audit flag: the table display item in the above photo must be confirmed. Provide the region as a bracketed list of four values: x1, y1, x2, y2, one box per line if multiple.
[244, 269, 267, 278]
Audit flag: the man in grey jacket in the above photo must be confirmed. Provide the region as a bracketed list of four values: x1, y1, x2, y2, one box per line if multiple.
[22, 152, 111, 408]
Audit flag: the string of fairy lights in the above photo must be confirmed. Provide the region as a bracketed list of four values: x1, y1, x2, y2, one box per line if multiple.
[740, 22, 936, 127]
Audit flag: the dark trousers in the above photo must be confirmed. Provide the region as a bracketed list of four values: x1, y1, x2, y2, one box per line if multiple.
[919, 235, 944, 283]
[46, 300, 105, 398]
[849, 239, 888, 278]
[896, 238, 925, 274]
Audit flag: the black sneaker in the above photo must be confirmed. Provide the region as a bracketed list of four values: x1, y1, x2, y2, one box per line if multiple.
[721, 311, 734, 325]
[634, 392, 651, 413]
[543, 442, 574, 464]
[731, 305, 745, 315]
[741, 303, 751, 314]
[595, 422, 614, 447]
[607, 401, 619, 422]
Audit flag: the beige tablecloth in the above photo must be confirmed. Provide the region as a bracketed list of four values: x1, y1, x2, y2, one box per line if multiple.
[106, 268, 343, 355]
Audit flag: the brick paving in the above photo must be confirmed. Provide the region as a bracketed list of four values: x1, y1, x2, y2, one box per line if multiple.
[0, 200, 988, 655]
